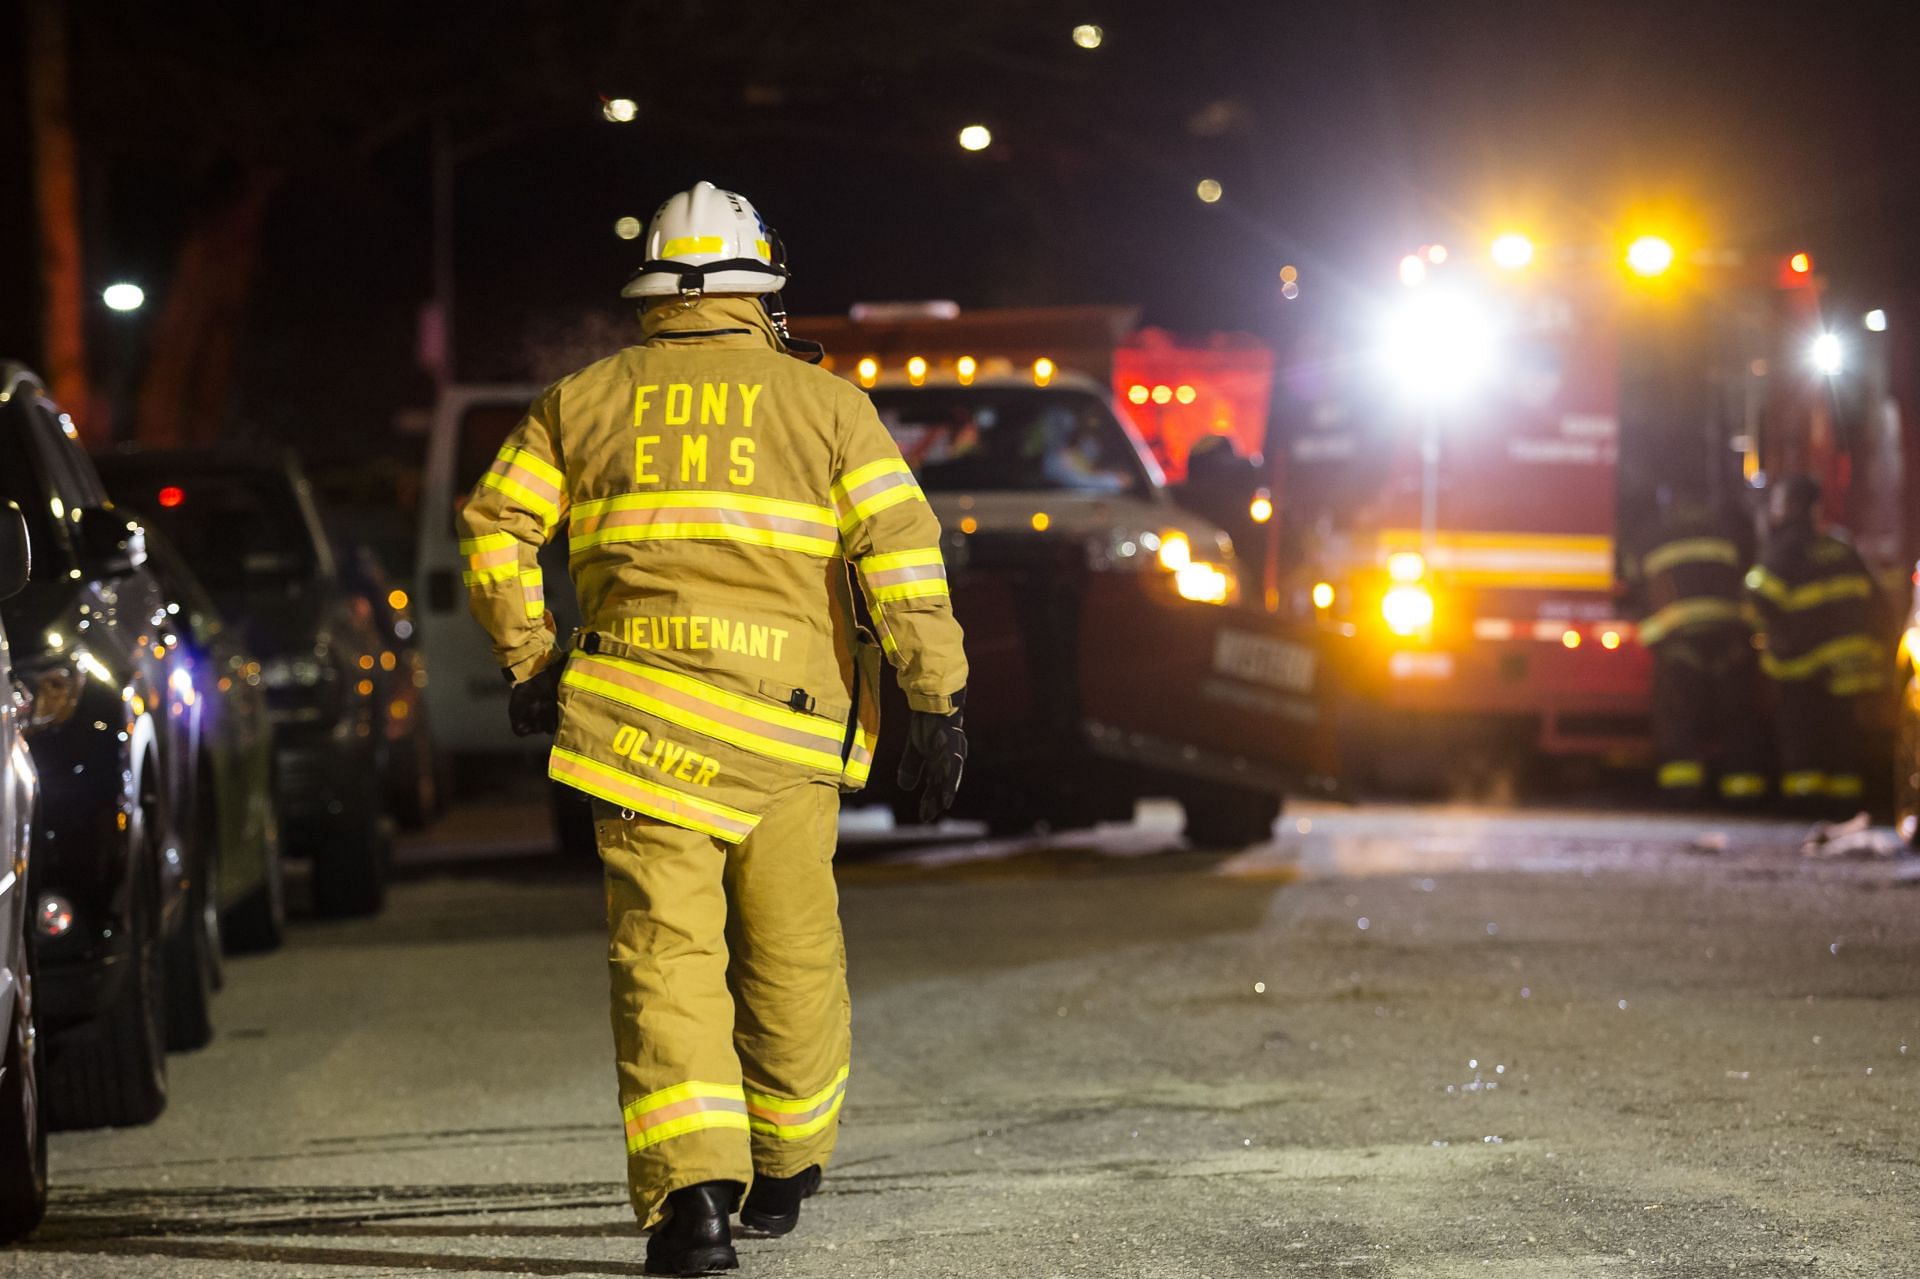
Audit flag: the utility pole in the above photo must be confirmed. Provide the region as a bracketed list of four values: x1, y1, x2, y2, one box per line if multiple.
[24, 0, 91, 427]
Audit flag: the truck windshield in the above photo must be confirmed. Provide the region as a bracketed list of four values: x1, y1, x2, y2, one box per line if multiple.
[871, 388, 1150, 495]
[99, 468, 320, 590]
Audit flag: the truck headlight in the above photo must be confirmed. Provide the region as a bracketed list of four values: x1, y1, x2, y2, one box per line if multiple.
[1381, 584, 1435, 635]
[1174, 561, 1234, 605]
[1155, 530, 1192, 571]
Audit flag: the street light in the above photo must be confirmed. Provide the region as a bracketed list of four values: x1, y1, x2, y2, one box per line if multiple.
[1072, 23, 1104, 48]
[1865, 309, 1888, 333]
[957, 124, 993, 152]
[614, 216, 642, 240]
[602, 98, 638, 123]
[1196, 178, 1223, 203]
[102, 282, 145, 312]
[1398, 254, 1427, 287]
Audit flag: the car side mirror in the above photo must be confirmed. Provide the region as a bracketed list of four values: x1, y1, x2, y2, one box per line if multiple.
[0, 501, 29, 600]
[77, 507, 147, 579]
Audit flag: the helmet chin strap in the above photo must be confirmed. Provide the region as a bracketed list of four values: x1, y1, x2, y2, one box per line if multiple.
[762, 291, 825, 364]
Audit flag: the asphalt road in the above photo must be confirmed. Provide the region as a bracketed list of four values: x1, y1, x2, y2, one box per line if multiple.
[13, 796, 1920, 1277]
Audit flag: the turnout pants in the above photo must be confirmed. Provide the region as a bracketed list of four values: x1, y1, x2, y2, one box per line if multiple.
[1774, 679, 1865, 807]
[597, 780, 851, 1229]
[1651, 634, 1768, 802]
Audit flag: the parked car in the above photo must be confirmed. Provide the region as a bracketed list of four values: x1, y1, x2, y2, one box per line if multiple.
[0, 364, 202, 1128]
[334, 540, 442, 829]
[94, 449, 392, 917]
[135, 530, 286, 950]
[0, 500, 47, 1240]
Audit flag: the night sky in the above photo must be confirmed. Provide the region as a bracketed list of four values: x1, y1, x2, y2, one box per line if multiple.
[3, 0, 1917, 455]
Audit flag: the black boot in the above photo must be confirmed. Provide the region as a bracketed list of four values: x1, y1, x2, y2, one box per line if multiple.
[739, 1166, 822, 1237]
[645, 1182, 740, 1276]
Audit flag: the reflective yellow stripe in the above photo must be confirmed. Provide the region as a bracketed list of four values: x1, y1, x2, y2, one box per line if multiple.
[860, 547, 949, 602]
[1830, 671, 1885, 696]
[564, 655, 845, 772]
[1761, 634, 1881, 681]
[843, 724, 874, 787]
[1719, 772, 1766, 798]
[458, 532, 517, 555]
[869, 578, 950, 603]
[1781, 770, 1825, 797]
[571, 490, 839, 558]
[481, 454, 563, 527]
[660, 235, 727, 259]
[622, 1080, 749, 1153]
[745, 1065, 849, 1141]
[549, 748, 757, 842]
[521, 568, 546, 619]
[462, 563, 518, 586]
[834, 459, 924, 532]
[1639, 596, 1744, 645]
[1378, 528, 1613, 590]
[1746, 568, 1873, 611]
[1824, 774, 1864, 799]
[863, 547, 946, 573]
[1643, 537, 1739, 578]
[1657, 760, 1704, 789]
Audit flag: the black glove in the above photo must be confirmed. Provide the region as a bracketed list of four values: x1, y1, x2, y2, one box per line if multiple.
[507, 660, 565, 737]
[897, 688, 967, 823]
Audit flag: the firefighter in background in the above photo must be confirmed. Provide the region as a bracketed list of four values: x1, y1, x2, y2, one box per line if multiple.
[1634, 484, 1767, 804]
[1747, 474, 1884, 815]
[460, 181, 968, 1275]
[1175, 432, 1267, 587]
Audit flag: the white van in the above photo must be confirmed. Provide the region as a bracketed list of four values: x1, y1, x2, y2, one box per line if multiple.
[414, 384, 580, 758]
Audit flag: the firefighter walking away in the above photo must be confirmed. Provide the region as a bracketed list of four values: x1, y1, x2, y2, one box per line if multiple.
[1634, 484, 1766, 805]
[1747, 474, 1885, 817]
[458, 181, 969, 1274]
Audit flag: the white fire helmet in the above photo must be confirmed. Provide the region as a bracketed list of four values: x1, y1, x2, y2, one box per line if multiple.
[622, 180, 789, 299]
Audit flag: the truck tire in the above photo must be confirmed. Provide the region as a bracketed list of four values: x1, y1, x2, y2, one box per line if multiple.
[163, 776, 220, 1050]
[311, 814, 390, 918]
[1182, 786, 1282, 849]
[0, 926, 47, 1241]
[311, 769, 390, 918]
[46, 813, 168, 1131]
[224, 806, 286, 954]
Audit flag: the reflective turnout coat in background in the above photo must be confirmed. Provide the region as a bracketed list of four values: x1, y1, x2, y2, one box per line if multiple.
[1747, 526, 1885, 803]
[1633, 506, 1766, 800]
[456, 294, 967, 1225]
[458, 294, 967, 834]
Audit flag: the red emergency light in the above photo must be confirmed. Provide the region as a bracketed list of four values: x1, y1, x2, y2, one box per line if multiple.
[157, 485, 185, 508]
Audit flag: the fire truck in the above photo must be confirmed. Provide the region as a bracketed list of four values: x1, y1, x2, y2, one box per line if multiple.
[796, 304, 1341, 842]
[1274, 233, 1906, 788]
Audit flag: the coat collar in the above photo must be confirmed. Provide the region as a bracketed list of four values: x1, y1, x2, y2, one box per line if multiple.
[639, 295, 781, 350]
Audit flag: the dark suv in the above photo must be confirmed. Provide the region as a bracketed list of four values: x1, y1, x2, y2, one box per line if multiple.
[96, 450, 391, 917]
[0, 365, 210, 1128]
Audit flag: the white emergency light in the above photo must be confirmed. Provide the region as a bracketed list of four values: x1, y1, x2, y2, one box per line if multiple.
[1811, 332, 1843, 377]
[1384, 291, 1498, 399]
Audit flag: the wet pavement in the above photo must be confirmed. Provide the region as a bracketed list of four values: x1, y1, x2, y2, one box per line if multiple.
[14, 796, 1920, 1276]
